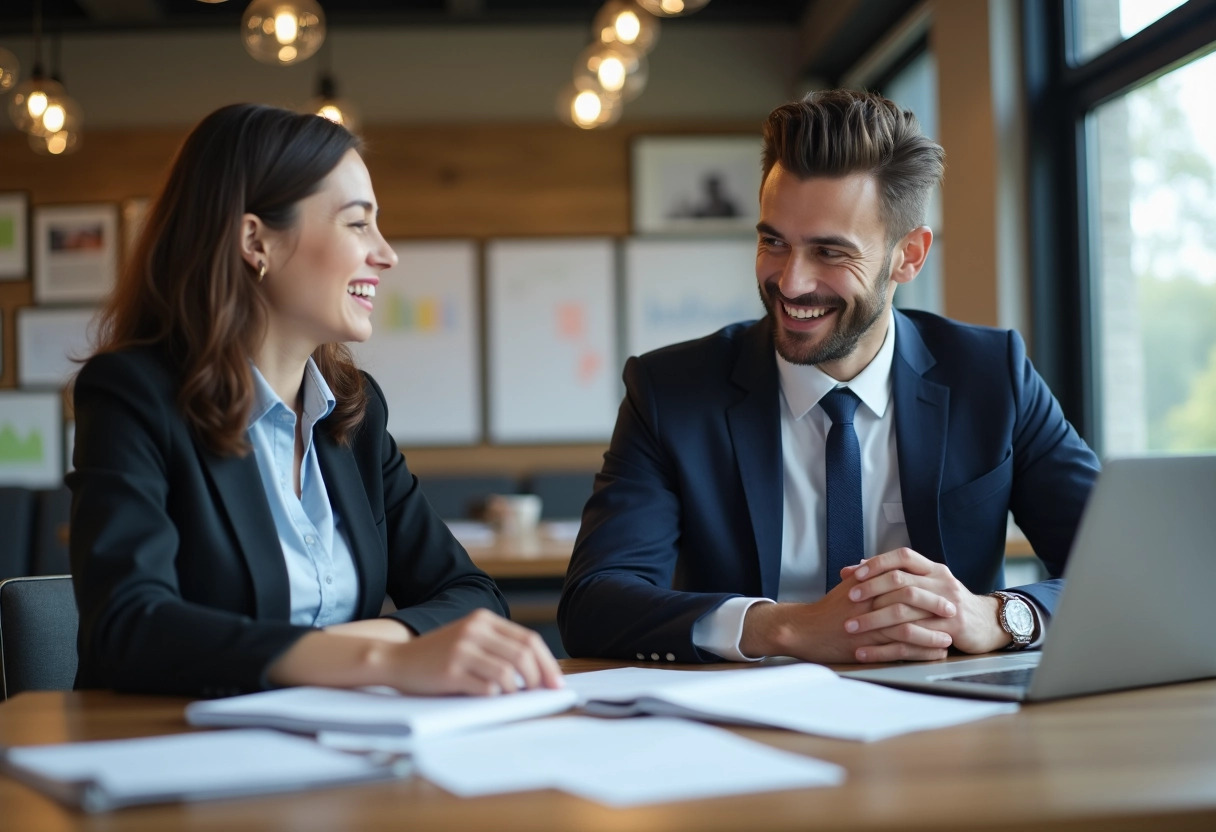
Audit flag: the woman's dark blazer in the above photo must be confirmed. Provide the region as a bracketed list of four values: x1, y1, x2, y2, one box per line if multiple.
[68, 347, 507, 697]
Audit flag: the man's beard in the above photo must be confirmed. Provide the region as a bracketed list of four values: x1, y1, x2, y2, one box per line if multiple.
[759, 249, 892, 366]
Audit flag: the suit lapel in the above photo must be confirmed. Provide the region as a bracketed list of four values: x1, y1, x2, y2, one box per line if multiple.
[892, 312, 949, 564]
[198, 448, 291, 618]
[315, 432, 384, 620]
[725, 319, 784, 599]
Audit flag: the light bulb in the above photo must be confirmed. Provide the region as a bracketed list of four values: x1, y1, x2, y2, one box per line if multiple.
[7, 75, 65, 134]
[574, 43, 648, 103]
[555, 81, 621, 130]
[241, 0, 326, 66]
[0, 47, 19, 92]
[306, 74, 360, 133]
[593, 1, 659, 54]
[30, 129, 81, 156]
[29, 90, 83, 138]
[636, 0, 711, 16]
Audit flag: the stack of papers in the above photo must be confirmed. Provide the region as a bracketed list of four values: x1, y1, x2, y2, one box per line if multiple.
[1, 729, 406, 813]
[566, 664, 1019, 741]
[185, 685, 579, 740]
[414, 716, 845, 807]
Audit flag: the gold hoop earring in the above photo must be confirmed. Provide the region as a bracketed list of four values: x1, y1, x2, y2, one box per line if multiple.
[257, 262, 267, 283]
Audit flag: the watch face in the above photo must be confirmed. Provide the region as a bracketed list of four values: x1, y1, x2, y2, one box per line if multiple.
[1005, 597, 1035, 637]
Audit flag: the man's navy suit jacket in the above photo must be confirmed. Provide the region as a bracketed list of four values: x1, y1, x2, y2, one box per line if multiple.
[558, 310, 1101, 662]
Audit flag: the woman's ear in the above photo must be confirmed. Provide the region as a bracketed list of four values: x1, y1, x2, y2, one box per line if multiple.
[238, 213, 269, 272]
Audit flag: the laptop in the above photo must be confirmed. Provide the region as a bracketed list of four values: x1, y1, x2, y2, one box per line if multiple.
[841, 454, 1216, 701]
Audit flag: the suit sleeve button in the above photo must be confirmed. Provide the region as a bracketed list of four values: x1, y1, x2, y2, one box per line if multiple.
[650, 653, 660, 661]
[666, 653, 675, 661]
[636, 653, 645, 660]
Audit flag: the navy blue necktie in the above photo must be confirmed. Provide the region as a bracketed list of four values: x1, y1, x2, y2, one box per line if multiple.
[821, 387, 863, 592]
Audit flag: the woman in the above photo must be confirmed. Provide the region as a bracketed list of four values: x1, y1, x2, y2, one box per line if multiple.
[69, 103, 562, 698]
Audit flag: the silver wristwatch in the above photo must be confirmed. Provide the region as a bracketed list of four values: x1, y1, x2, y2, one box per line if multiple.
[990, 590, 1034, 648]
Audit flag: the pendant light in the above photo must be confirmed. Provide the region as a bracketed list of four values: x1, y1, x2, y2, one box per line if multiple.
[573, 42, 648, 103]
[0, 47, 19, 93]
[555, 80, 622, 130]
[306, 41, 359, 131]
[241, 0, 327, 66]
[593, 0, 659, 54]
[7, 0, 66, 134]
[636, 0, 711, 16]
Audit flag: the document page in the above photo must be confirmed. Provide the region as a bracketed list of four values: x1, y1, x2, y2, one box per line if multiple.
[186, 685, 578, 737]
[567, 665, 1018, 741]
[2, 729, 404, 812]
[414, 715, 845, 807]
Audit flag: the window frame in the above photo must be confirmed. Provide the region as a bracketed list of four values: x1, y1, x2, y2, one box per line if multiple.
[1023, 0, 1216, 450]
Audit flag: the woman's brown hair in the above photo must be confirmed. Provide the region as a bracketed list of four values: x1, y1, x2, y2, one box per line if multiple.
[92, 103, 367, 456]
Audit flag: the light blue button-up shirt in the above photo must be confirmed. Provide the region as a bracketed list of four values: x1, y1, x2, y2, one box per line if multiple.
[248, 360, 360, 627]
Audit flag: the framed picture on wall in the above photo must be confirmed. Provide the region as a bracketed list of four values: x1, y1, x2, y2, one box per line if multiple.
[631, 135, 763, 235]
[0, 192, 30, 280]
[33, 203, 120, 304]
[17, 306, 100, 388]
[0, 390, 64, 488]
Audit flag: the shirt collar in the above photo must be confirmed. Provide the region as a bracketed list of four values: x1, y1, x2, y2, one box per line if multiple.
[776, 311, 897, 421]
[248, 358, 337, 428]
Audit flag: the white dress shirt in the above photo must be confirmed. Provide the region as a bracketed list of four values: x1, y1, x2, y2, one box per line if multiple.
[247, 360, 360, 628]
[692, 314, 906, 660]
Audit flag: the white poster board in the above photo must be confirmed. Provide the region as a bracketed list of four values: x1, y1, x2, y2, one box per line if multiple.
[624, 237, 762, 357]
[0, 391, 63, 488]
[17, 306, 100, 388]
[486, 239, 618, 443]
[348, 240, 480, 446]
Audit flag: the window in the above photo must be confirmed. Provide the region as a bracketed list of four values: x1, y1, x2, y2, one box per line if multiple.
[1024, 0, 1216, 454]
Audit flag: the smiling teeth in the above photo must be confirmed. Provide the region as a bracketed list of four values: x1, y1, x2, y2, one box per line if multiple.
[348, 284, 376, 298]
[783, 304, 827, 319]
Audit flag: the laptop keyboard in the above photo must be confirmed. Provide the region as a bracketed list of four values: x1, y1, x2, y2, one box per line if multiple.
[938, 666, 1037, 688]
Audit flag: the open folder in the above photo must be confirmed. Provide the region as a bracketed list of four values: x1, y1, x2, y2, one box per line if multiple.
[0, 729, 407, 813]
[565, 664, 1019, 742]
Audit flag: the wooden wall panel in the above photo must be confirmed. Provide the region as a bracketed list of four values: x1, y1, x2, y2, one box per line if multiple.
[0, 119, 756, 474]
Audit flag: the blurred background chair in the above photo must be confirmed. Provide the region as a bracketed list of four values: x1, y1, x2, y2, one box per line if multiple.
[0, 575, 79, 699]
[0, 488, 37, 581]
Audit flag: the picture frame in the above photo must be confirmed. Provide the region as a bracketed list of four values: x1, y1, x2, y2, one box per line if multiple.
[0, 191, 30, 280]
[631, 135, 763, 235]
[17, 306, 99, 388]
[33, 203, 120, 304]
[0, 390, 64, 488]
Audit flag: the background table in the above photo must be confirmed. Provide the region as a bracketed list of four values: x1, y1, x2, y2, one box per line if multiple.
[3, 659, 1216, 831]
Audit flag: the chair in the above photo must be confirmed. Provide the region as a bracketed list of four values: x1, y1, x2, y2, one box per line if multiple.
[419, 474, 519, 520]
[0, 488, 36, 581]
[527, 471, 597, 520]
[0, 575, 79, 699]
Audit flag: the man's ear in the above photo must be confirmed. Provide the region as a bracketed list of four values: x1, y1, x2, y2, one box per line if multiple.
[238, 213, 270, 272]
[890, 226, 933, 285]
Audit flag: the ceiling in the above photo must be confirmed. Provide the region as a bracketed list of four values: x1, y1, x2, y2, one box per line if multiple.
[0, 0, 811, 34]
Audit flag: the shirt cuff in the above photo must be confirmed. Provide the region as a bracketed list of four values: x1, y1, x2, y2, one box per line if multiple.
[691, 597, 776, 661]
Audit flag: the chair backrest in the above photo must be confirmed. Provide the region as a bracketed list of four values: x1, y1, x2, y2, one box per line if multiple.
[0, 575, 79, 699]
[0, 488, 37, 581]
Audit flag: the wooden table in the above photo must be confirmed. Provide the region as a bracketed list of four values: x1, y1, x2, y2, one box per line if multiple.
[3, 659, 1216, 831]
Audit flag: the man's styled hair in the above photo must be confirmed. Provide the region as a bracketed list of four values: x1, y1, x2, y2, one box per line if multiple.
[761, 89, 945, 245]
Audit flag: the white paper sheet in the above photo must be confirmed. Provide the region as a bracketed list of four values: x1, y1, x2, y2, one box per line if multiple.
[185, 685, 578, 738]
[2, 729, 404, 812]
[414, 716, 845, 807]
[566, 665, 1018, 742]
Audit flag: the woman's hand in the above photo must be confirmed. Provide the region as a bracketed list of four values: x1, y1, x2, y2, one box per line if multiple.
[380, 609, 564, 696]
[268, 609, 563, 695]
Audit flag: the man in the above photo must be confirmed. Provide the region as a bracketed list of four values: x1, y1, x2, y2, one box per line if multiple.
[558, 90, 1100, 665]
